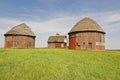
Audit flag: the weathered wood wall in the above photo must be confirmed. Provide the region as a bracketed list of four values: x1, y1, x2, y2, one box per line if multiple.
[69, 32, 105, 50]
[48, 42, 66, 48]
[5, 35, 35, 48]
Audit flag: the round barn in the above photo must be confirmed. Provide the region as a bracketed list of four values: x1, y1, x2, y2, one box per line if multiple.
[68, 17, 105, 50]
[4, 23, 36, 48]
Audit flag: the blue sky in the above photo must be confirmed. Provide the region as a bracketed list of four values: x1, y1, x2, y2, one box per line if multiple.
[0, 0, 120, 49]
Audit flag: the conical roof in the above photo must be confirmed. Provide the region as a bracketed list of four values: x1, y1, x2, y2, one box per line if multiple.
[5, 23, 35, 37]
[68, 17, 105, 34]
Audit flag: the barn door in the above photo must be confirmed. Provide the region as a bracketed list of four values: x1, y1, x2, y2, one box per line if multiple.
[69, 37, 76, 49]
[5, 41, 12, 48]
[55, 43, 61, 48]
[88, 42, 92, 49]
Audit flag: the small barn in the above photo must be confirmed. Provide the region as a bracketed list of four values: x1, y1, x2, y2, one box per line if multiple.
[68, 17, 105, 50]
[4, 23, 36, 48]
[47, 34, 67, 48]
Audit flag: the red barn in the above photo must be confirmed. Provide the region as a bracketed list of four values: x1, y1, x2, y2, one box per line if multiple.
[47, 34, 67, 48]
[4, 23, 36, 48]
[68, 17, 105, 50]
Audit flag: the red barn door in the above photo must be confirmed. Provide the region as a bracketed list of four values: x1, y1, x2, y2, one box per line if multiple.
[5, 41, 12, 48]
[69, 37, 76, 49]
[55, 43, 61, 48]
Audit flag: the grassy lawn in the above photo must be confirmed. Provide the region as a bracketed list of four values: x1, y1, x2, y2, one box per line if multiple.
[0, 48, 120, 80]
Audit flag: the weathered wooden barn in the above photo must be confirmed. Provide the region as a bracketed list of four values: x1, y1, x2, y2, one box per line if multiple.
[68, 17, 105, 50]
[4, 23, 36, 48]
[47, 34, 67, 48]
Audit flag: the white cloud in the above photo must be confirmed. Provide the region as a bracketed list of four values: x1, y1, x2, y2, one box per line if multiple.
[103, 13, 120, 23]
[0, 11, 120, 49]
[0, 16, 79, 47]
[85, 11, 120, 34]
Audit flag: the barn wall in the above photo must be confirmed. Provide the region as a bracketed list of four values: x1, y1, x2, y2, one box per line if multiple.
[69, 32, 105, 50]
[48, 42, 66, 48]
[76, 32, 96, 50]
[5, 35, 35, 48]
[96, 33, 105, 50]
[48, 43, 55, 48]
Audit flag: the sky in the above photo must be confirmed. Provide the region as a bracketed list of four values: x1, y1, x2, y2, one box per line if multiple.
[0, 0, 120, 49]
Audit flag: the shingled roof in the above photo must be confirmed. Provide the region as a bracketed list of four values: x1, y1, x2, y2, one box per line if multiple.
[68, 17, 105, 34]
[4, 23, 35, 37]
[48, 35, 66, 43]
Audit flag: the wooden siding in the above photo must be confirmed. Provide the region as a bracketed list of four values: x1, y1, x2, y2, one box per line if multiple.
[69, 32, 105, 50]
[5, 35, 35, 48]
[48, 43, 55, 48]
[48, 42, 66, 48]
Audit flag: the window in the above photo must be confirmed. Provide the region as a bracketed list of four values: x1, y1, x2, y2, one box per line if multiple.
[76, 43, 80, 47]
[88, 42, 92, 49]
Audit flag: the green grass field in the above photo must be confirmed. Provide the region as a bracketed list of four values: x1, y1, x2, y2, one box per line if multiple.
[0, 48, 120, 80]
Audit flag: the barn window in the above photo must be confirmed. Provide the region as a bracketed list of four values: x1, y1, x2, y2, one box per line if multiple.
[76, 43, 80, 47]
[88, 42, 92, 49]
